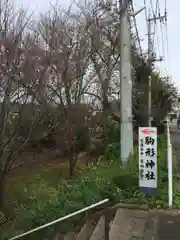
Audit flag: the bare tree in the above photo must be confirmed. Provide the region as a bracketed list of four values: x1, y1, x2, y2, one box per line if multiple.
[36, 6, 93, 176]
[76, 1, 121, 147]
[0, 0, 47, 210]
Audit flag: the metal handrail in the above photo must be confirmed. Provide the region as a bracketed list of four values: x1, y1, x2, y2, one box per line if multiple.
[9, 198, 109, 240]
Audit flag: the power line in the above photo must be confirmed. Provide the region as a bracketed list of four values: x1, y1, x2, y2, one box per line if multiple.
[154, 21, 160, 61]
[159, 22, 166, 64]
[152, 0, 159, 48]
[132, 0, 169, 72]
[150, 0, 155, 16]
[164, 0, 170, 72]
[143, 0, 148, 30]
[143, 0, 160, 62]
[129, 0, 143, 58]
[146, 0, 169, 75]
[165, 21, 169, 62]
[157, 0, 169, 75]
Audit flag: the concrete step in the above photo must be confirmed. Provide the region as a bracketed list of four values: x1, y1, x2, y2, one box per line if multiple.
[109, 208, 131, 240]
[77, 221, 96, 240]
[109, 208, 149, 240]
[64, 232, 76, 240]
[90, 216, 105, 240]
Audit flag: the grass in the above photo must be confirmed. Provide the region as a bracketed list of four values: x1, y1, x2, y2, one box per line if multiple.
[5, 159, 85, 217]
[1, 135, 180, 239]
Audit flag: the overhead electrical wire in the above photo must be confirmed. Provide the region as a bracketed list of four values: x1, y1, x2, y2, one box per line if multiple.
[158, 0, 169, 75]
[132, 0, 169, 78]
[150, 0, 155, 16]
[143, 0, 148, 30]
[129, 0, 143, 58]
[145, 0, 169, 77]
[152, 0, 158, 48]
[164, 0, 170, 72]
[148, 0, 159, 53]
[157, 1, 165, 57]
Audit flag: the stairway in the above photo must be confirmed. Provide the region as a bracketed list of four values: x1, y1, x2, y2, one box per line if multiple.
[53, 208, 153, 240]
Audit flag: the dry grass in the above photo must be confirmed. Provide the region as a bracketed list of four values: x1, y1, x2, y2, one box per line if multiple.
[4, 155, 88, 220]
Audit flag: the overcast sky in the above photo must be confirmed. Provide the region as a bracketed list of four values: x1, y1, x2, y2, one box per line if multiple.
[15, 0, 179, 88]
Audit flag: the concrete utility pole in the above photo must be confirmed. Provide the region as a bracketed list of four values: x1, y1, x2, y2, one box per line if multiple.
[147, 11, 166, 127]
[147, 14, 153, 127]
[119, 0, 144, 163]
[120, 0, 133, 163]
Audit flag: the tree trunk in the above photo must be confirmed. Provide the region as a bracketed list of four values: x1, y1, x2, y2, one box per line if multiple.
[69, 158, 75, 177]
[0, 169, 5, 211]
[102, 103, 109, 151]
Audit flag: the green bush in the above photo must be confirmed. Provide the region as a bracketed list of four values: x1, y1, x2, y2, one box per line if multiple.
[4, 136, 172, 239]
[104, 142, 120, 161]
[76, 126, 90, 152]
[107, 120, 120, 144]
[5, 134, 178, 240]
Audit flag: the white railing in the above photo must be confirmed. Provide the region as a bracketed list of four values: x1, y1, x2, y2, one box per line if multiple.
[9, 199, 109, 240]
[167, 118, 173, 208]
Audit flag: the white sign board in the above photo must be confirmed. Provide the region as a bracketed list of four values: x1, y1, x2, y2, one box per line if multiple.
[138, 127, 157, 190]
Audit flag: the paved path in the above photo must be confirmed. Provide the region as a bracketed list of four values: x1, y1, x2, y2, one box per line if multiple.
[117, 208, 180, 240]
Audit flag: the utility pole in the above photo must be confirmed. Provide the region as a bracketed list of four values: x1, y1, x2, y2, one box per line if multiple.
[147, 13, 153, 127]
[120, 0, 133, 163]
[147, 11, 166, 127]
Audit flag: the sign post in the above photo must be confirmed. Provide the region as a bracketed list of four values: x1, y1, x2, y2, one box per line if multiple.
[139, 127, 157, 195]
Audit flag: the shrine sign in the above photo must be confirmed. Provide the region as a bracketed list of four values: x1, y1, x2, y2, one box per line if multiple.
[138, 127, 157, 195]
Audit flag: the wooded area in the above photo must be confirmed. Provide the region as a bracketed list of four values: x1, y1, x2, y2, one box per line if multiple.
[0, 0, 177, 218]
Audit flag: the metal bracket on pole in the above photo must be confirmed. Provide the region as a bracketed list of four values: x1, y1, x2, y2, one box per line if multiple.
[128, 6, 145, 17]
